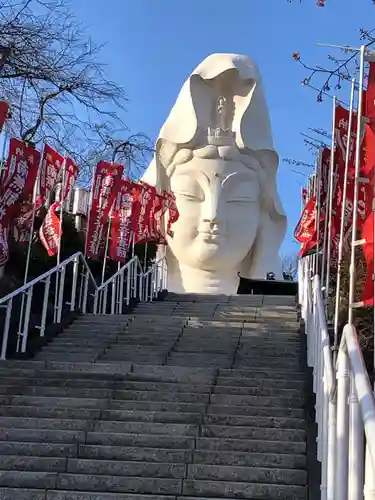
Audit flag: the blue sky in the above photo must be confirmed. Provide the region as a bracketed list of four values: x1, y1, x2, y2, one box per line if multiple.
[72, 0, 373, 254]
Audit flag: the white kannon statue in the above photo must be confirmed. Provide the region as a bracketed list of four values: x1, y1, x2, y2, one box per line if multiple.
[142, 53, 287, 294]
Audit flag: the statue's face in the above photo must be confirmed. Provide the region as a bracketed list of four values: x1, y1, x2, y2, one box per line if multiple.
[168, 155, 260, 271]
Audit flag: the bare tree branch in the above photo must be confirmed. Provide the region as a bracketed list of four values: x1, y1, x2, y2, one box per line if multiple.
[0, 0, 151, 183]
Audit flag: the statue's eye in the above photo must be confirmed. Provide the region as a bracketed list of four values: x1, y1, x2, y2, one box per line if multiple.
[176, 191, 204, 202]
[227, 197, 256, 203]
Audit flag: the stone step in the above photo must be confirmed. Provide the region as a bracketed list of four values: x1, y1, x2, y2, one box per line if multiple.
[0, 454, 67, 472]
[209, 393, 304, 408]
[0, 416, 91, 431]
[0, 489, 174, 500]
[92, 420, 199, 436]
[0, 488, 46, 500]
[36, 353, 99, 362]
[219, 367, 305, 380]
[99, 353, 166, 363]
[79, 444, 192, 463]
[66, 458, 186, 478]
[187, 463, 307, 485]
[0, 428, 86, 444]
[109, 400, 206, 414]
[86, 431, 195, 449]
[212, 385, 303, 398]
[113, 389, 210, 403]
[196, 436, 306, 454]
[182, 480, 306, 499]
[201, 425, 305, 442]
[0, 441, 77, 457]
[10, 396, 109, 409]
[130, 365, 216, 384]
[193, 449, 306, 469]
[1, 378, 118, 390]
[207, 404, 304, 419]
[217, 376, 305, 390]
[0, 471, 183, 494]
[203, 414, 304, 429]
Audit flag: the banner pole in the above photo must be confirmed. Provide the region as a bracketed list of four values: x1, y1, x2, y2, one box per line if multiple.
[101, 209, 113, 285]
[315, 150, 322, 276]
[23, 144, 44, 286]
[349, 46, 365, 325]
[84, 166, 96, 260]
[333, 78, 356, 351]
[0, 122, 9, 180]
[324, 96, 337, 301]
[144, 241, 148, 270]
[57, 157, 67, 267]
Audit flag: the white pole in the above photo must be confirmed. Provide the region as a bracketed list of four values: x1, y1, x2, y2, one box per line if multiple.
[143, 241, 148, 270]
[333, 79, 356, 349]
[321, 155, 330, 293]
[315, 151, 322, 276]
[57, 158, 67, 267]
[349, 45, 365, 325]
[54, 158, 67, 323]
[325, 96, 337, 299]
[84, 165, 96, 260]
[101, 212, 113, 285]
[0, 121, 9, 179]
[23, 144, 44, 286]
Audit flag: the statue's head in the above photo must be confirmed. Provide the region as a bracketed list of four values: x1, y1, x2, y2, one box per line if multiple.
[143, 53, 287, 290]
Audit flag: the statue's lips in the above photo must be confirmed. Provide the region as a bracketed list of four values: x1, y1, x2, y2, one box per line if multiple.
[199, 231, 225, 242]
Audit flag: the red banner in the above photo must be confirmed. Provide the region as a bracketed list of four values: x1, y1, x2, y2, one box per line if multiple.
[39, 144, 63, 205]
[85, 161, 123, 259]
[39, 202, 61, 257]
[294, 197, 317, 243]
[0, 101, 9, 133]
[56, 158, 78, 203]
[0, 139, 41, 262]
[319, 147, 331, 212]
[143, 193, 168, 245]
[133, 183, 157, 244]
[164, 190, 180, 237]
[109, 180, 135, 263]
[365, 62, 375, 121]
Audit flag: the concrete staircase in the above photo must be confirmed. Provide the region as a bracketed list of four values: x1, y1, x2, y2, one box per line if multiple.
[0, 293, 307, 500]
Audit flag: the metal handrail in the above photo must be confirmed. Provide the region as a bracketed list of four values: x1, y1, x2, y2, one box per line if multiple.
[0, 252, 95, 306]
[0, 251, 168, 360]
[344, 323, 375, 467]
[300, 256, 375, 499]
[97, 256, 143, 291]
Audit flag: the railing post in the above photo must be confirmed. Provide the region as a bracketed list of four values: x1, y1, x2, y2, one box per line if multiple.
[111, 280, 116, 315]
[70, 256, 79, 312]
[119, 271, 124, 314]
[20, 287, 33, 353]
[93, 291, 99, 315]
[348, 375, 365, 500]
[326, 397, 337, 500]
[321, 377, 329, 500]
[39, 276, 51, 337]
[126, 267, 131, 306]
[56, 266, 66, 323]
[102, 288, 108, 315]
[82, 268, 89, 314]
[335, 348, 350, 499]
[1, 299, 13, 360]
[133, 262, 138, 299]
[364, 446, 375, 500]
